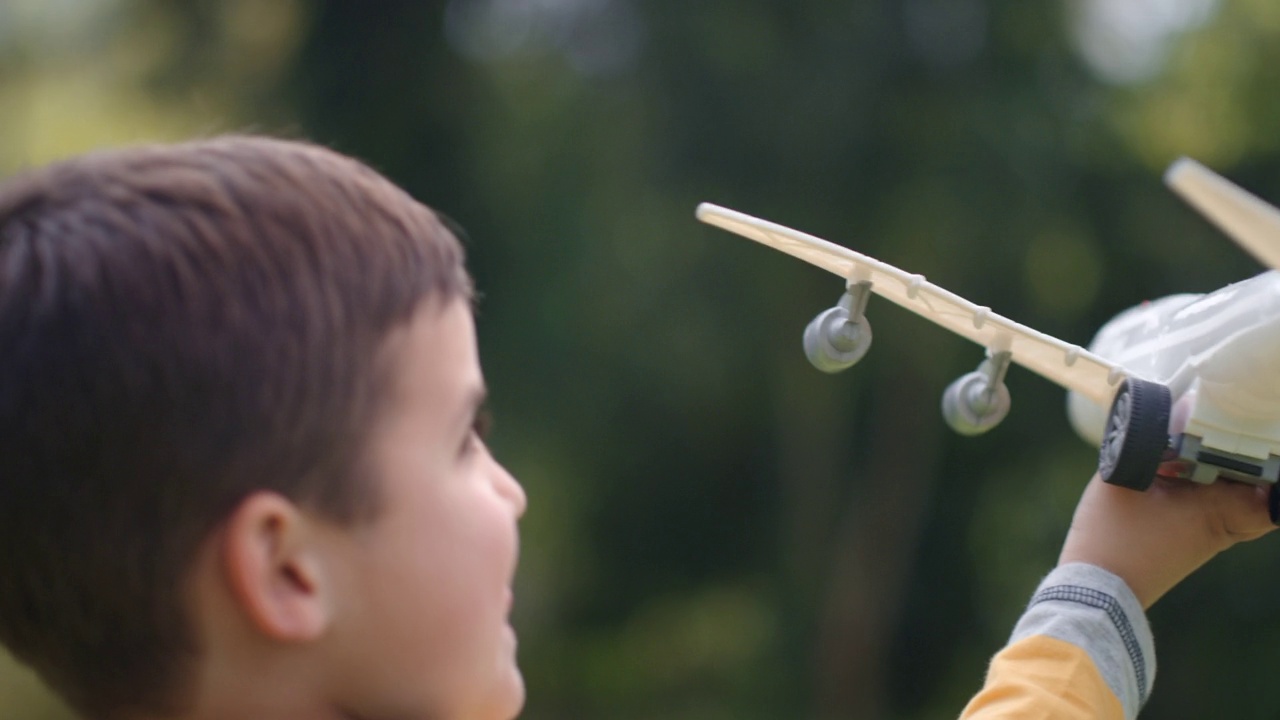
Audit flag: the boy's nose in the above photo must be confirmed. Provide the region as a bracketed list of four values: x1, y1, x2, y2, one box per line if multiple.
[493, 461, 527, 518]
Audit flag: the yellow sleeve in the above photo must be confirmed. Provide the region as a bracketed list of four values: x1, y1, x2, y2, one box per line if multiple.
[959, 635, 1124, 720]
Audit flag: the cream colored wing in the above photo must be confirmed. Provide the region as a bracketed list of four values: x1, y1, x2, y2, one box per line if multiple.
[696, 202, 1125, 407]
[1164, 157, 1280, 272]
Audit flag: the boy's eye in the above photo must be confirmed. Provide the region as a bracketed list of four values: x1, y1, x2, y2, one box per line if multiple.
[464, 407, 493, 453]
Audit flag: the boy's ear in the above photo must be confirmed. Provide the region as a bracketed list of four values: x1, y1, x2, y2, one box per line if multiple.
[219, 491, 334, 642]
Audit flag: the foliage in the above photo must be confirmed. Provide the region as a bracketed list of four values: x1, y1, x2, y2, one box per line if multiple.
[2, 1, 1280, 718]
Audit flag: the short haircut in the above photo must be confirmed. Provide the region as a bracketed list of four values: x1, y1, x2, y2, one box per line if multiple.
[0, 136, 472, 717]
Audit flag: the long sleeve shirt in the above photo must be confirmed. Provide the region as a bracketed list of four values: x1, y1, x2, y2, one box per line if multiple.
[960, 563, 1156, 719]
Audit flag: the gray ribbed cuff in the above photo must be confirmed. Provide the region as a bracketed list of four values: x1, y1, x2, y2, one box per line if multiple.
[1010, 563, 1156, 719]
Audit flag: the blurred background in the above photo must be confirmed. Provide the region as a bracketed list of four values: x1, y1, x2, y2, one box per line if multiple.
[4, 0, 1280, 718]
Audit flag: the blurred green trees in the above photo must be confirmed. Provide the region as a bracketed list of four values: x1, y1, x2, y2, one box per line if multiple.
[3, 1, 1280, 718]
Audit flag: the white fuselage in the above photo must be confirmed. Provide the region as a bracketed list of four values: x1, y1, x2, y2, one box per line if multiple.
[1068, 271, 1280, 461]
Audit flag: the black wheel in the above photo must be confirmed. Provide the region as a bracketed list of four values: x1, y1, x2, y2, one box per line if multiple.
[1098, 378, 1171, 491]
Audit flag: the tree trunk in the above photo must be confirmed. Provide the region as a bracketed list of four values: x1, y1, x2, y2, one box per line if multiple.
[779, 361, 942, 720]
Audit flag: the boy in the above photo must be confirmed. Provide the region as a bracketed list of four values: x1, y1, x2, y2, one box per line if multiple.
[0, 136, 526, 719]
[0, 135, 1271, 719]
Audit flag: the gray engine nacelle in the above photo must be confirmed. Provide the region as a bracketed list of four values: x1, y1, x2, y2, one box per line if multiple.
[803, 282, 874, 373]
[941, 354, 1013, 436]
[803, 306, 872, 373]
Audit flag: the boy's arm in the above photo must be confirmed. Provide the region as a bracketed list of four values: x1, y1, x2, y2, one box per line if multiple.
[959, 563, 1149, 719]
[961, 473, 1275, 720]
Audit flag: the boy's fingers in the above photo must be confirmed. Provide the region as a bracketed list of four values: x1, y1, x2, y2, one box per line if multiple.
[1147, 476, 1275, 542]
[1205, 479, 1276, 541]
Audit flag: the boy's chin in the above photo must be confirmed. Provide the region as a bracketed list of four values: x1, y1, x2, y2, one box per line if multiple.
[493, 655, 526, 720]
[501, 676, 527, 720]
[467, 673, 524, 720]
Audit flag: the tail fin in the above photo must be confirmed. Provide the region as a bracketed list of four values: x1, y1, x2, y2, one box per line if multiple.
[1164, 157, 1280, 271]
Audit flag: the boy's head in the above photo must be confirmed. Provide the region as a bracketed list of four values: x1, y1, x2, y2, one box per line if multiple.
[0, 136, 527, 719]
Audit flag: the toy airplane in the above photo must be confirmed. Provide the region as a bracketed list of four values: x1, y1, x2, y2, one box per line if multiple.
[697, 159, 1280, 510]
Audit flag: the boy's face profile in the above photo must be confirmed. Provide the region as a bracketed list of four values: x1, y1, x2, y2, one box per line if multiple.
[193, 298, 527, 720]
[331, 298, 527, 719]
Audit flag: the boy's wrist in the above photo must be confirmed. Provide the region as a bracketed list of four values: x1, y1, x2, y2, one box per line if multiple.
[1057, 536, 1159, 610]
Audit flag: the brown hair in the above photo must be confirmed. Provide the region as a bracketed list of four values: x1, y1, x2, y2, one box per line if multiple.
[0, 136, 471, 717]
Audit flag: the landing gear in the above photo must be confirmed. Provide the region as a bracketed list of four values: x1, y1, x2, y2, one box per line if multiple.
[1098, 378, 1171, 491]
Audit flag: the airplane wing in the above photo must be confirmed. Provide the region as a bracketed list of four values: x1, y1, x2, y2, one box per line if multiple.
[696, 202, 1126, 408]
[1165, 157, 1280, 271]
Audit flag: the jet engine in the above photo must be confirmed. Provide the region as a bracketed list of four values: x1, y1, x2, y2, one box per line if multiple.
[803, 282, 873, 373]
[942, 351, 1012, 435]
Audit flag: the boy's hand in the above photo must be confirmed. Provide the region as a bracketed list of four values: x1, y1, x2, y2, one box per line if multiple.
[1058, 472, 1276, 609]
